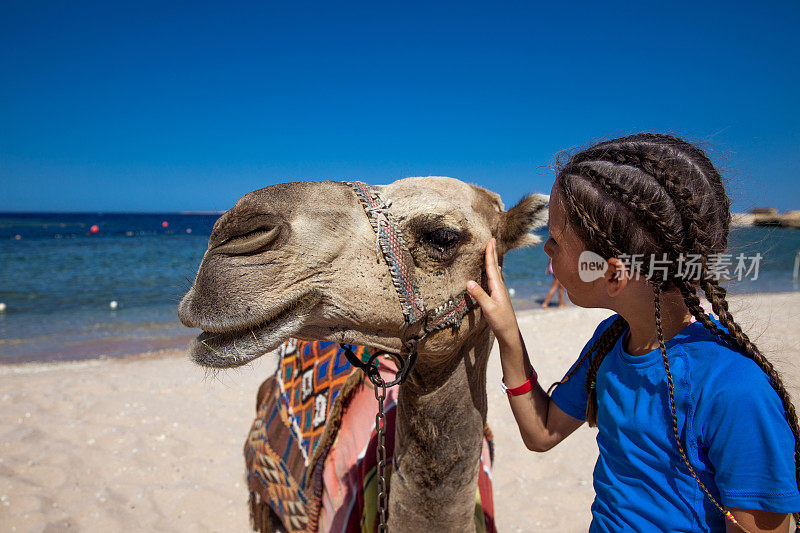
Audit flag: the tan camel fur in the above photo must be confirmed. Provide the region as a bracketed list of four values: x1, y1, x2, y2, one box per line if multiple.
[179, 177, 548, 532]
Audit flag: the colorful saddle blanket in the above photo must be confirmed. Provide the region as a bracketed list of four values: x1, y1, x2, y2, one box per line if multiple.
[245, 339, 496, 533]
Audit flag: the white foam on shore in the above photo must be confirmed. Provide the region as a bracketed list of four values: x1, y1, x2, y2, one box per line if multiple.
[0, 359, 107, 376]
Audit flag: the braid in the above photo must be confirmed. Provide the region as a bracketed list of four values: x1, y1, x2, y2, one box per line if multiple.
[564, 163, 685, 254]
[574, 145, 714, 259]
[700, 280, 736, 340]
[700, 280, 800, 527]
[676, 279, 730, 340]
[640, 134, 732, 233]
[653, 284, 750, 532]
[584, 318, 627, 427]
[651, 135, 733, 250]
[680, 279, 800, 530]
[559, 184, 624, 258]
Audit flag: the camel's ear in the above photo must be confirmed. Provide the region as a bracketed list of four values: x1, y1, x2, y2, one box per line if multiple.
[497, 194, 549, 253]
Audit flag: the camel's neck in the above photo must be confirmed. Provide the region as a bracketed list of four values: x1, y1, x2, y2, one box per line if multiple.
[388, 325, 493, 532]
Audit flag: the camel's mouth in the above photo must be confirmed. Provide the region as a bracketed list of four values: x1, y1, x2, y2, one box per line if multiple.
[188, 292, 320, 368]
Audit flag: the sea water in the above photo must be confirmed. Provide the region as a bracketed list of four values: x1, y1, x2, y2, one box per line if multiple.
[1, 213, 798, 363]
[0, 213, 216, 363]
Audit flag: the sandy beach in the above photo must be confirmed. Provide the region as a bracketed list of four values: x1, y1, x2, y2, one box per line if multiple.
[1, 292, 798, 532]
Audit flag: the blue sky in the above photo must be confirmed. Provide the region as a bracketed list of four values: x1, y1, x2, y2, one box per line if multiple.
[1, 1, 798, 213]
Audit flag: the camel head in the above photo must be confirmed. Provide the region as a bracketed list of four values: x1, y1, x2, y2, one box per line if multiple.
[178, 177, 548, 368]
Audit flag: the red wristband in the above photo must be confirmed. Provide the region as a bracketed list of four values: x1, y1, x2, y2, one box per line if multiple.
[501, 369, 538, 397]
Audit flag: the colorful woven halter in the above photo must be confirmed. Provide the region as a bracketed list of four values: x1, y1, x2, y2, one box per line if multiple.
[343, 180, 480, 386]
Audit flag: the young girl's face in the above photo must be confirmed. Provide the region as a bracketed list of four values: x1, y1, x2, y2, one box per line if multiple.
[543, 183, 607, 308]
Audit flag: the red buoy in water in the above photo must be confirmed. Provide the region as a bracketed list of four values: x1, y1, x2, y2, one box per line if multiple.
[162, 221, 169, 228]
[90, 225, 100, 234]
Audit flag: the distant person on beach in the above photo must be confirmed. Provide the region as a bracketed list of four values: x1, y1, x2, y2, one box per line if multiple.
[541, 258, 566, 308]
[467, 134, 800, 531]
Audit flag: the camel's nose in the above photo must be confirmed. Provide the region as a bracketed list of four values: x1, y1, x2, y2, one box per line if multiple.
[209, 225, 282, 255]
[206, 195, 287, 256]
[205, 181, 354, 256]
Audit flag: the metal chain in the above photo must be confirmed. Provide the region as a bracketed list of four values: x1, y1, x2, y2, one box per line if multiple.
[373, 373, 388, 533]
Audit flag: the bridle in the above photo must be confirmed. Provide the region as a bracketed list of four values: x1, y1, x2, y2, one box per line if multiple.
[341, 180, 481, 385]
[340, 180, 482, 531]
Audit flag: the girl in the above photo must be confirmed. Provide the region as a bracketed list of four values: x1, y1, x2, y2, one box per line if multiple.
[542, 257, 566, 308]
[466, 134, 800, 532]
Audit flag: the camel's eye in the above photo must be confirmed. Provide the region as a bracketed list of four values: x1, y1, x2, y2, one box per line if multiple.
[422, 228, 461, 250]
[406, 215, 467, 265]
[419, 227, 465, 263]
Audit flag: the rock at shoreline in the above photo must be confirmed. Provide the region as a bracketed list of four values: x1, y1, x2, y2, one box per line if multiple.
[731, 208, 800, 229]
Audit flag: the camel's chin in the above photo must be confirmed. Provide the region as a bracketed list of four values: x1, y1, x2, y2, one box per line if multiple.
[187, 294, 318, 368]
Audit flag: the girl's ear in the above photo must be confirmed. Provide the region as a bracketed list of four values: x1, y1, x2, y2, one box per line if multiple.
[497, 194, 549, 254]
[603, 257, 630, 297]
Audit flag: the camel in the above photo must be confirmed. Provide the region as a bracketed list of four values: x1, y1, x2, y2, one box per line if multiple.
[178, 177, 548, 532]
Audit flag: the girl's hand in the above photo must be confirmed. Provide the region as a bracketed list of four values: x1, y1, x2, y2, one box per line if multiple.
[468, 238, 583, 453]
[466, 238, 521, 348]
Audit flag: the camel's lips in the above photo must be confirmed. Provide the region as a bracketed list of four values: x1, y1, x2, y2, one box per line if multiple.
[187, 292, 320, 368]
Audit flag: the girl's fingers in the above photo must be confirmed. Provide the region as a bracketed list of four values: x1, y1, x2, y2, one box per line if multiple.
[484, 238, 497, 271]
[484, 239, 500, 279]
[471, 240, 519, 338]
[485, 239, 506, 296]
[466, 280, 494, 309]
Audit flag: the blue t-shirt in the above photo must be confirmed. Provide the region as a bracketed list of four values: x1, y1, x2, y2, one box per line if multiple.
[551, 314, 800, 531]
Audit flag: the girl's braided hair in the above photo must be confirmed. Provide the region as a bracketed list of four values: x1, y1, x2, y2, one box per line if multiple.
[553, 133, 799, 531]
